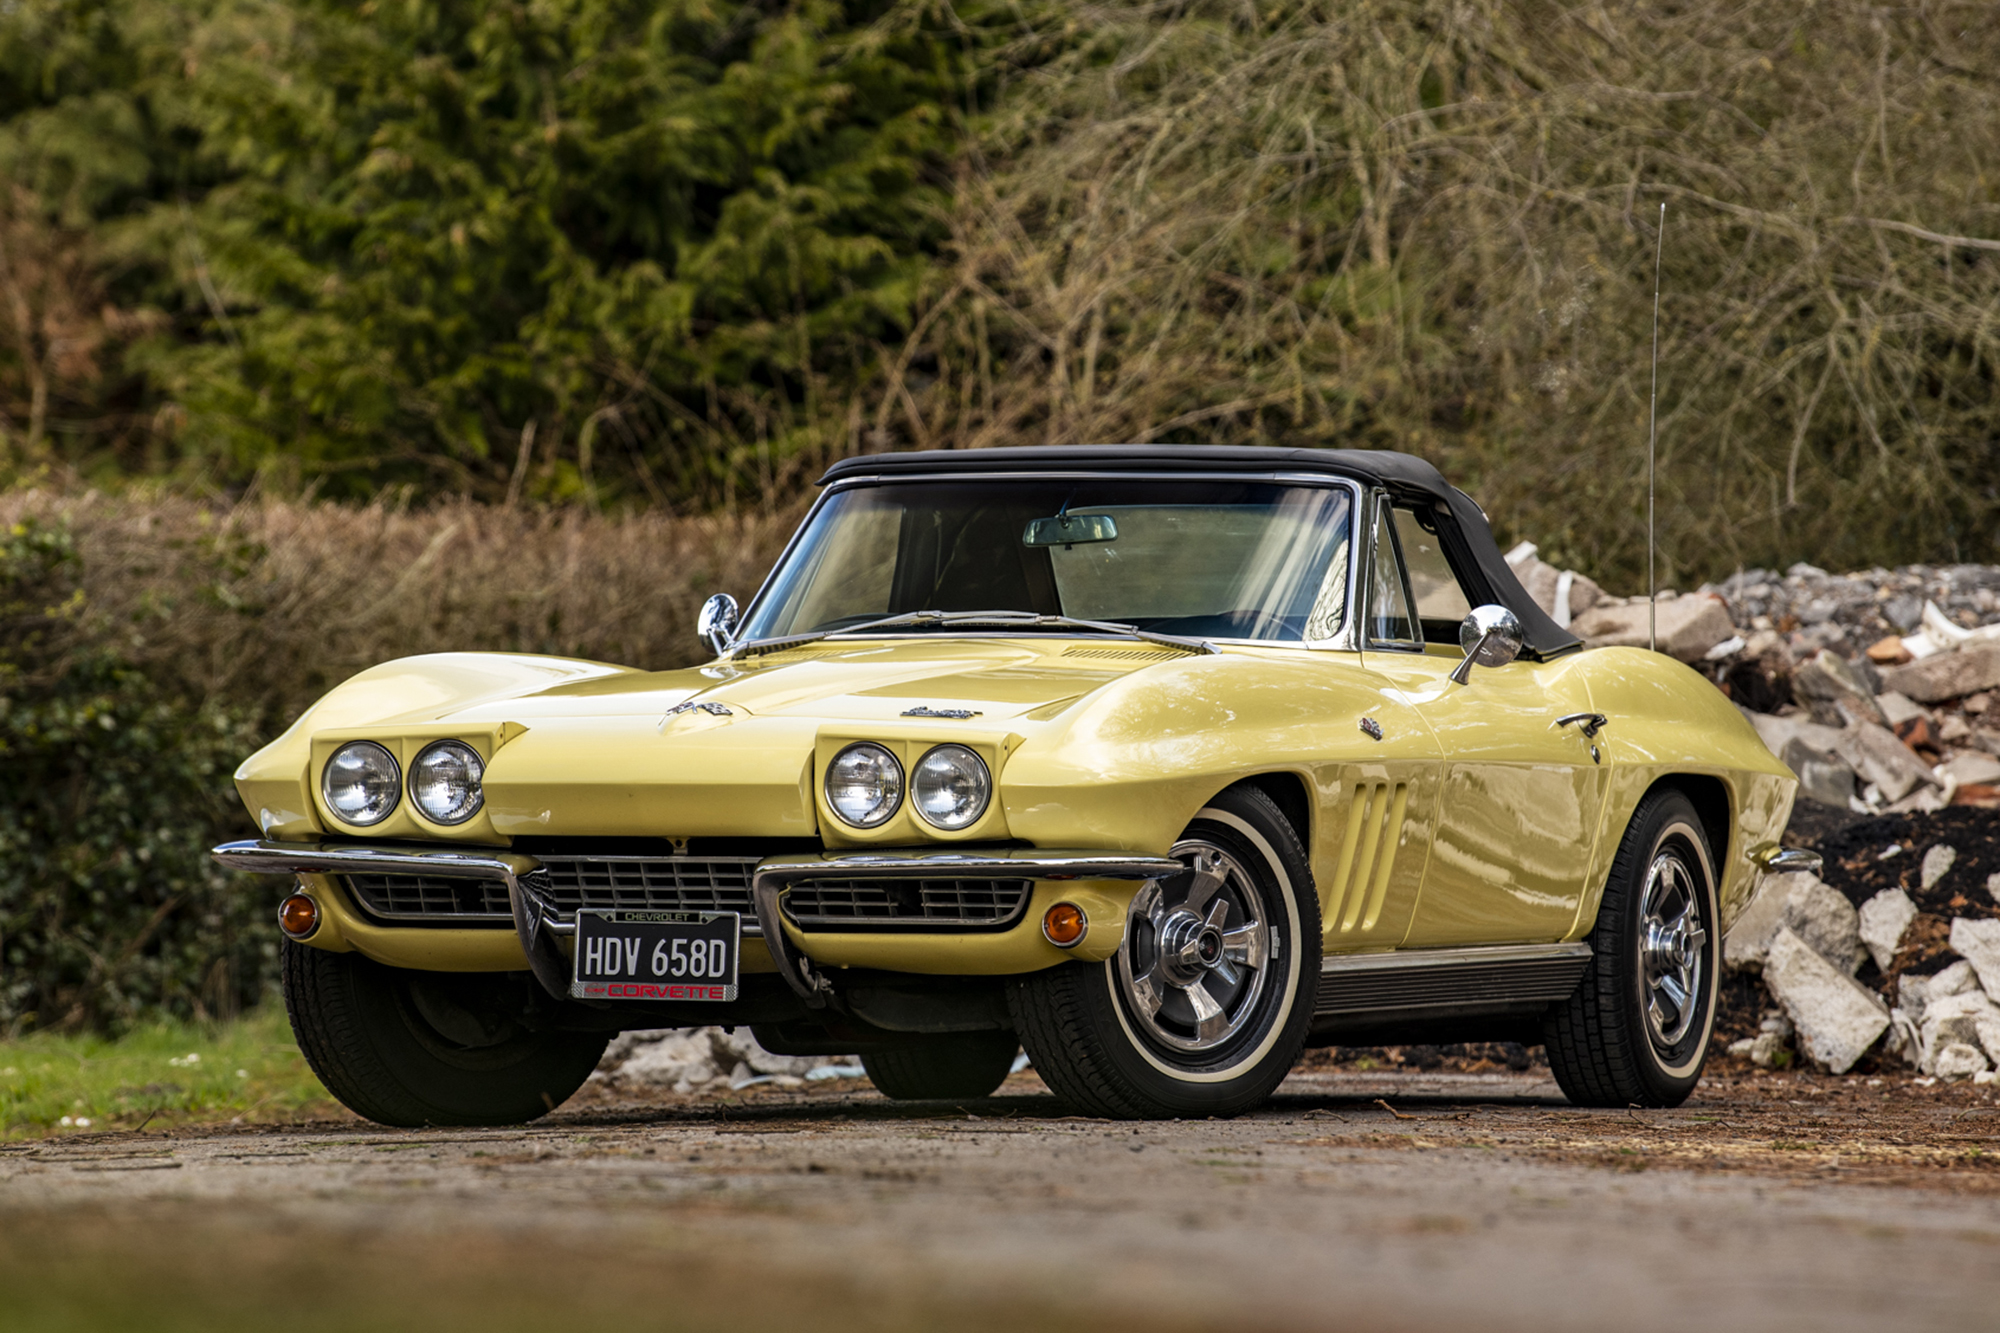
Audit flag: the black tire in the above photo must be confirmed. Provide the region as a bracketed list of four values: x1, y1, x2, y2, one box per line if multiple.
[282, 940, 608, 1127]
[1544, 788, 1720, 1108]
[860, 1031, 1020, 1100]
[1007, 785, 1319, 1119]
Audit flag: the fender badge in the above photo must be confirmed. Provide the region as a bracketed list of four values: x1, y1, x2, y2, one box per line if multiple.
[666, 701, 733, 718]
[902, 706, 982, 719]
[1358, 717, 1384, 741]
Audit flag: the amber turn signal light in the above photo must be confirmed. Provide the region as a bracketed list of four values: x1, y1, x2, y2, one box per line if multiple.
[277, 893, 321, 940]
[1041, 901, 1087, 948]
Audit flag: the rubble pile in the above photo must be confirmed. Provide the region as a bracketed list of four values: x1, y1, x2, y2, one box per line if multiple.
[589, 1027, 862, 1094]
[1509, 547, 2000, 1081]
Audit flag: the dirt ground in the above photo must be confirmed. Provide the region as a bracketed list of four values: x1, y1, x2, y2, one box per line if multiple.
[5, 1063, 2000, 1332]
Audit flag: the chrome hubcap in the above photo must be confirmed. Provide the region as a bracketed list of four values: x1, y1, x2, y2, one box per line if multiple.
[1116, 842, 1272, 1054]
[1640, 850, 1708, 1050]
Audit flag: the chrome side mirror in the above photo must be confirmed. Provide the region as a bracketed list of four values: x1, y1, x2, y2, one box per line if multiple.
[1449, 604, 1524, 685]
[697, 593, 741, 657]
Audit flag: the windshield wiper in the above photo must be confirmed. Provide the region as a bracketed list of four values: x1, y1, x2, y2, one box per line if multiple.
[733, 610, 1218, 657]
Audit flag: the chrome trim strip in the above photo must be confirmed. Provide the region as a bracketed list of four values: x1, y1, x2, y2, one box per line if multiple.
[750, 849, 1183, 1007]
[1320, 942, 1592, 974]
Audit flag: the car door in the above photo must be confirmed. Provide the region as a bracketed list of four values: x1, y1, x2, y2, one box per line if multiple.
[1356, 497, 1610, 947]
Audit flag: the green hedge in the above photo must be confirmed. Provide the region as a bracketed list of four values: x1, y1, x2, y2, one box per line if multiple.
[0, 519, 275, 1032]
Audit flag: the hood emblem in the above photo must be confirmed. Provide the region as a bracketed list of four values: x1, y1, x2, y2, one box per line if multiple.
[666, 701, 733, 718]
[1359, 717, 1384, 741]
[902, 706, 982, 720]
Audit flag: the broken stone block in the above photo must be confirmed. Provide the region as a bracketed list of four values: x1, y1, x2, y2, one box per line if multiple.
[1839, 721, 1941, 803]
[1949, 917, 2000, 996]
[1780, 874, 1866, 974]
[1778, 737, 1857, 807]
[1792, 651, 1888, 728]
[1857, 888, 1918, 973]
[1940, 752, 2000, 788]
[1572, 594, 1736, 663]
[1922, 844, 1959, 890]
[1763, 928, 1891, 1073]
[1989, 872, 2000, 905]
[1934, 1042, 1991, 1082]
[1881, 644, 2000, 703]
[1874, 692, 1926, 727]
[1723, 872, 1804, 972]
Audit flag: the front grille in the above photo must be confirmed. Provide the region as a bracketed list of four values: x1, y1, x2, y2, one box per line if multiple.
[783, 878, 1032, 931]
[343, 857, 1032, 935]
[346, 874, 513, 922]
[536, 855, 758, 918]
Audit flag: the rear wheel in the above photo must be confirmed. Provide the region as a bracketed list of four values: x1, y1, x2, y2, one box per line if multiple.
[1544, 789, 1719, 1108]
[282, 940, 608, 1127]
[1008, 786, 1318, 1119]
[860, 1031, 1020, 1100]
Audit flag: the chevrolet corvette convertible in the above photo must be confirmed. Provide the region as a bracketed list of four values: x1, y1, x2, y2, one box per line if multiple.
[214, 446, 1813, 1125]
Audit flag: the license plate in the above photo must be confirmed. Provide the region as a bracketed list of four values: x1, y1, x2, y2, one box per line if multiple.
[569, 910, 739, 1002]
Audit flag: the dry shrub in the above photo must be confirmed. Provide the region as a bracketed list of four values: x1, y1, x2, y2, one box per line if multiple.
[871, 0, 2000, 585]
[0, 490, 800, 727]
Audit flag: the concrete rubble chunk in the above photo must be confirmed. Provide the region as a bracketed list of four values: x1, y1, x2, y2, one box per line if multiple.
[1763, 928, 1891, 1073]
[1779, 874, 1865, 974]
[1940, 752, 2000, 788]
[592, 1027, 852, 1093]
[1792, 651, 1887, 727]
[1572, 594, 1736, 663]
[1916, 989, 2000, 1076]
[1838, 721, 1940, 803]
[1934, 1042, 1991, 1082]
[1988, 872, 2000, 905]
[1723, 872, 1804, 972]
[1779, 738, 1856, 807]
[1881, 643, 2000, 703]
[1857, 888, 1918, 973]
[1741, 709, 1847, 765]
[1922, 845, 1959, 890]
[1875, 692, 1926, 727]
[1949, 918, 2000, 996]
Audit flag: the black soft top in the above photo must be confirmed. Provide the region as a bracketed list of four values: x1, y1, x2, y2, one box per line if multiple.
[818, 445, 1579, 659]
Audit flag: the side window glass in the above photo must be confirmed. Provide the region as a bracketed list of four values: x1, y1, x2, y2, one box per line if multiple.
[1392, 506, 1472, 642]
[1366, 504, 1420, 649]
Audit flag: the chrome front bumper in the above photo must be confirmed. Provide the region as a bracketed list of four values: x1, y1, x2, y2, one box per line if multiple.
[212, 839, 1180, 1006]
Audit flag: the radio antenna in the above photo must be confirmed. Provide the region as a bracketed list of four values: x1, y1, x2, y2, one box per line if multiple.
[1646, 201, 1665, 654]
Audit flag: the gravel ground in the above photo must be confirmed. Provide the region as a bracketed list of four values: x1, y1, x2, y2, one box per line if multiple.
[6, 1065, 2000, 1331]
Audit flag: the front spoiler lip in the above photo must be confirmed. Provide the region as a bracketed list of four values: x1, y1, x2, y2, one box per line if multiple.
[211, 840, 1181, 1006]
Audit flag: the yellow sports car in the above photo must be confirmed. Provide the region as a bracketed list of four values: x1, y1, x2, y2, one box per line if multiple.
[214, 446, 1812, 1125]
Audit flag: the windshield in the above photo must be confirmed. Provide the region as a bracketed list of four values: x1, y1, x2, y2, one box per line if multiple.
[741, 479, 1353, 643]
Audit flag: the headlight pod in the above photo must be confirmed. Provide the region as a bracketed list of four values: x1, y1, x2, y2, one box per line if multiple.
[825, 743, 904, 828]
[912, 744, 991, 830]
[322, 741, 400, 826]
[409, 739, 485, 825]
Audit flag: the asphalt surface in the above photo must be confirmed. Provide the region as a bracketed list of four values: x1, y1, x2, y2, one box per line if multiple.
[6, 1065, 2000, 1331]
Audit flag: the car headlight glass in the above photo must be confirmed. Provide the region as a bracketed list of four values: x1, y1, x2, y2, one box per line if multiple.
[409, 740, 485, 825]
[825, 743, 903, 828]
[912, 744, 991, 830]
[322, 741, 400, 826]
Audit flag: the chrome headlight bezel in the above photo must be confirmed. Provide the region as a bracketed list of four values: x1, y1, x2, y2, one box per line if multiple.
[408, 739, 486, 826]
[824, 742, 904, 829]
[910, 744, 992, 831]
[321, 740, 401, 827]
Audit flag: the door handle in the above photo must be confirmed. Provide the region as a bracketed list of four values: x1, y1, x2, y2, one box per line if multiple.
[1556, 712, 1608, 739]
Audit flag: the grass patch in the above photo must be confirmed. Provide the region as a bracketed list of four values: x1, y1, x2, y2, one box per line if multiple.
[0, 1006, 342, 1139]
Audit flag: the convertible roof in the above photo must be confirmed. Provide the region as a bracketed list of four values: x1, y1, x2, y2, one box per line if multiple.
[817, 445, 1580, 658]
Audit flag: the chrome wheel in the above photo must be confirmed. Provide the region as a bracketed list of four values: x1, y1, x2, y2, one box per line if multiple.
[1639, 849, 1708, 1050]
[1115, 842, 1273, 1055]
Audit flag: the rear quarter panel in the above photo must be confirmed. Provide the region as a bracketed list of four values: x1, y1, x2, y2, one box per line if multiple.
[1576, 647, 1796, 937]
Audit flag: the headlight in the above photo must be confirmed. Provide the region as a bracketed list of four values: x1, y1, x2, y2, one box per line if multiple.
[912, 744, 991, 830]
[825, 743, 903, 828]
[322, 741, 400, 826]
[409, 740, 485, 825]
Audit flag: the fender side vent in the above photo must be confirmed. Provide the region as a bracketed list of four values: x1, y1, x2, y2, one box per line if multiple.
[1325, 781, 1410, 934]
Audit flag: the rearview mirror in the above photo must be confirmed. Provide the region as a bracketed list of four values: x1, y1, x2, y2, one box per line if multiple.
[1449, 604, 1524, 685]
[1022, 513, 1118, 548]
[698, 593, 740, 657]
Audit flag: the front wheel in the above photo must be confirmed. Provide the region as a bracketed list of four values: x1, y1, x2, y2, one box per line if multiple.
[282, 940, 609, 1127]
[1544, 789, 1720, 1108]
[1007, 786, 1319, 1119]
